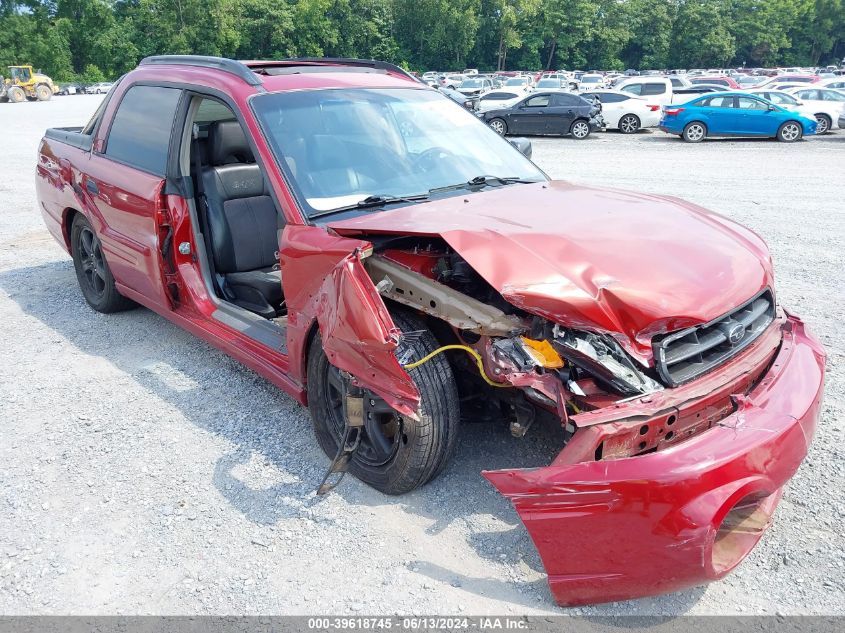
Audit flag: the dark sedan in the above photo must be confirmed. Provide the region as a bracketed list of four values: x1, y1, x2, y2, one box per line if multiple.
[482, 91, 602, 139]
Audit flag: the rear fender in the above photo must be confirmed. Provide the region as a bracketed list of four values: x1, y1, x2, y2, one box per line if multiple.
[280, 225, 420, 417]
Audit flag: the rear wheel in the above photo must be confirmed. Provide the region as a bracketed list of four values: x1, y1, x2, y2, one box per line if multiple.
[814, 114, 830, 134]
[618, 113, 640, 134]
[488, 118, 507, 135]
[35, 84, 52, 101]
[777, 121, 803, 142]
[7, 86, 26, 103]
[570, 119, 591, 139]
[307, 310, 460, 495]
[682, 122, 707, 142]
[71, 215, 135, 313]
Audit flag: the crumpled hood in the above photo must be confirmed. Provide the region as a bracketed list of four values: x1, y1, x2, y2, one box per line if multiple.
[329, 181, 774, 363]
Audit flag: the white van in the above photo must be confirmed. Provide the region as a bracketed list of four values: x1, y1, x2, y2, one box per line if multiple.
[615, 77, 673, 105]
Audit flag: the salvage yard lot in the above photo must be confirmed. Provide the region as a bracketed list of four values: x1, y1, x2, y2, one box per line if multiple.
[1, 95, 842, 615]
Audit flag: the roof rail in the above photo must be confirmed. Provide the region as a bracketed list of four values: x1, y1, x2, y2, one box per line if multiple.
[243, 58, 417, 82]
[139, 55, 262, 87]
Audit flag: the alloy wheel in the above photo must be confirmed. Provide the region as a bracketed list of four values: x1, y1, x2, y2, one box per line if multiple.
[685, 123, 705, 142]
[619, 114, 640, 134]
[815, 116, 829, 134]
[572, 121, 590, 138]
[781, 123, 801, 141]
[489, 119, 505, 135]
[325, 365, 402, 467]
[77, 226, 107, 300]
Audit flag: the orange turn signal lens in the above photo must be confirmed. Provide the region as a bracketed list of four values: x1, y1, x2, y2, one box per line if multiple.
[519, 337, 564, 369]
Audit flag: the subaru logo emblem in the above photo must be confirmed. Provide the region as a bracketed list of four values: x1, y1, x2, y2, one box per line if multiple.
[728, 323, 745, 345]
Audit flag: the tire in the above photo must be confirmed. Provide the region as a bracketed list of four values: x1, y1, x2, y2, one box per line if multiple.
[777, 121, 803, 143]
[488, 118, 507, 135]
[70, 215, 135, 313]
[814, 114, 831, 134]
[7, 86, 26, 103]
[570, 119, 591, 139]
[35, 84, 52, 101]
[682, 121, 707, 142]
[618, 113, 640, 134]
[307, 310, 460, 495]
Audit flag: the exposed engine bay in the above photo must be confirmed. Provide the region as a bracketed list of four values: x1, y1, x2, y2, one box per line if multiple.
[358, 236, 769, 460]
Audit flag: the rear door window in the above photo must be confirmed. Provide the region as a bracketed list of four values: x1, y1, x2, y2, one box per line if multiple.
[524, 95, 550, 108]
[701, 96, 734, 108]
[553, 93, 583, 106]
[105, 85, 182, 175]
[596, 93, 627, 103]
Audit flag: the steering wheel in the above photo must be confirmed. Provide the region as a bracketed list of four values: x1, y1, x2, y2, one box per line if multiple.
[415, 147, 457, 173]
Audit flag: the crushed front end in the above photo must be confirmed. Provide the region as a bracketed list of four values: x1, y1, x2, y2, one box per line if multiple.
[485, 312, 824, 605]
[354, 237, 825, 606]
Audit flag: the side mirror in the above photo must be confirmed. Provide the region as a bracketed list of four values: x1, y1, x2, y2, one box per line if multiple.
[509, 137, 533, 159]
[768, 105, 777, 111]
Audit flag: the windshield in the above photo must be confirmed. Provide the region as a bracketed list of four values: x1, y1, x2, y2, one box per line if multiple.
[252, 88, 545, 218]
[536, 79, 560, 88]
[581, 76, 602, 83]
[505, 78, 528, 86]
[460, 79, 483, 88]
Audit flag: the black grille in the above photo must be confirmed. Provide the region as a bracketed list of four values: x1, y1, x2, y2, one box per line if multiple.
[654, 289, 775, 386]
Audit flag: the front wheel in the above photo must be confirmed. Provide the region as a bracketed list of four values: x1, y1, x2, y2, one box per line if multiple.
[570, 119, 591, 139]
[307, 311, 460, 495]
[7, 86, 26, 103]
[35, 85, 52, 101]
[618, 114, 640, 134]
[488, 118, 507, 135]
[682, 122, 707, 143]
[71, 215, 135, 313]
[777, 121, 803, 142]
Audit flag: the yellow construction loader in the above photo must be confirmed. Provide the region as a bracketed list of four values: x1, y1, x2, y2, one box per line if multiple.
[1, 65, 58, 102]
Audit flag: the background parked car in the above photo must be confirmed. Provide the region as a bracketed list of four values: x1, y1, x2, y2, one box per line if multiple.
[483, 91, 601, 139]
[56, 83, 83, 95]
[660, 92, 817, 142]
[578, 73, 605, 91]
[438, 86, 476, 110]
[581, 89, 661, 133]
[87, 82, 114, 94]
[691, 76, 741, 89]
[439, 74, 465, 89]
[503, 76, 533, 91]
[748, 90, 819, 123]
[820, 78, 845, 90]
[535, 77, 569, 90]
[616, 77, 673, 105]
[784, 86, 845, 132]
[457, 77, 494, 98]
[476, 90, 526, 113]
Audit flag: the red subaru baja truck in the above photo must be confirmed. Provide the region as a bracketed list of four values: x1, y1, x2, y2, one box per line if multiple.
[35, 55, 825, 606]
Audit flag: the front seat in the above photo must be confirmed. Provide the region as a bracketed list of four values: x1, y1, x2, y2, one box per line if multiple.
[201, 121, 284, 318]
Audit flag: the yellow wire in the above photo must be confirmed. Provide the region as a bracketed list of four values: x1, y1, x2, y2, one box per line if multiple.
[402, 344, 511, 388]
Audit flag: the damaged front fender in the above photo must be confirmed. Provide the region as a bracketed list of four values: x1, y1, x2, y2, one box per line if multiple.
[280, 225, 420, 417]
[483, 316, 825, 606]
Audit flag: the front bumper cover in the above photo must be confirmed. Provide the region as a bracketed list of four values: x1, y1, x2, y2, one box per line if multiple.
[484, 314, 825, 606]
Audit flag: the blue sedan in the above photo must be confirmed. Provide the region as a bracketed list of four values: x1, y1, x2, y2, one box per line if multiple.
[659, 92, 818, 142]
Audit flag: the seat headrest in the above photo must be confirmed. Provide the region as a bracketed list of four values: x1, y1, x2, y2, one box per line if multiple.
[206, 164, 266, 200]
[208, 120, 254, 165]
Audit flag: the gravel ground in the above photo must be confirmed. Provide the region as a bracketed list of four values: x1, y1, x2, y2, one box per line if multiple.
[1, 95, 843, 616]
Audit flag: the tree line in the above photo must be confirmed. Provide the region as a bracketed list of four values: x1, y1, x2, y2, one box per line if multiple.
[1, 0, 843, 83]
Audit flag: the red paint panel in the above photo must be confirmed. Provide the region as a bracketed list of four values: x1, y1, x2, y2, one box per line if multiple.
[329, 181, 774, 363]
[281, 225, 420, 416]
[483, 315, 825, 606]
